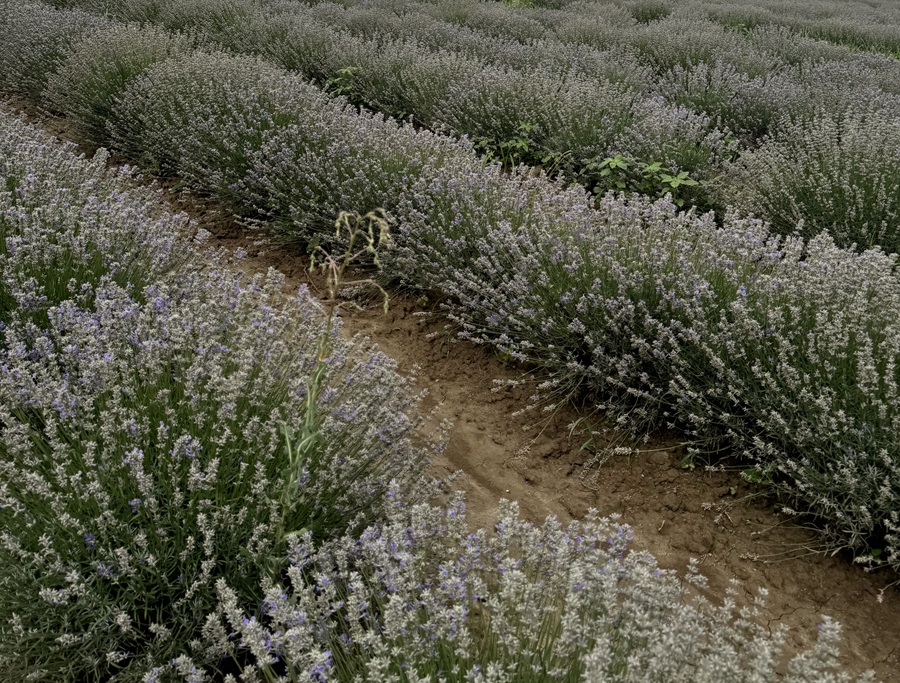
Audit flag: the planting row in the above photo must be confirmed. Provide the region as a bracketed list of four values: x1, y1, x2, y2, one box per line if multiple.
[271, 0, 900, 59]
[267, 0, 900, 56]
[1, 2, 898, 575]
[0, 104, 430, 678]
[622, 0, 900, 55]
[0, 110, 866, 682]
[29, 0, 900, 252]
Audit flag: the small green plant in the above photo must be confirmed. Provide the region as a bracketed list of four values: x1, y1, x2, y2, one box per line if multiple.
[325, 66, 360, 103]
[591, 153, 631, 190]
[660, 170, 700, 196]
[475, 122, 543, 169]
[273, 210, 391, 575]
[587, 154, 701, 207]
[499, 122, 536, 164]
[742, 466, 775, 488]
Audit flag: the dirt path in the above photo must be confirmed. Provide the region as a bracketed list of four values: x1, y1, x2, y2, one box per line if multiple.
[188, 200, 899, 681]
[11, 103, 900, 680]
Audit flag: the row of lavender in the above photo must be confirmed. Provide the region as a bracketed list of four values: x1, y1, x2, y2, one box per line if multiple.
[0, 104, 431, 677]
[0, 100, 867, 683]
[521, 0, 900, 55]
[32, 0, 900, 255]
[289, 0, 900, 60]
[2, 2, 898, 576]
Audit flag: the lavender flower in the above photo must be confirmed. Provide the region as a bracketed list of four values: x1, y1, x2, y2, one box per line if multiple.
[208, 499, 873, 682]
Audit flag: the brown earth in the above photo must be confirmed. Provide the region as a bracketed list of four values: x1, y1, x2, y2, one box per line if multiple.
[8, 102, 900, 681]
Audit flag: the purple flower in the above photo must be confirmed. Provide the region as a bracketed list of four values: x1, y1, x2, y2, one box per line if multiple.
[309, 651, 332, 682]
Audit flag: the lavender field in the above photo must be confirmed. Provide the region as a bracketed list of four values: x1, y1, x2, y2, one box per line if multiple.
[0, 0, 898, 680]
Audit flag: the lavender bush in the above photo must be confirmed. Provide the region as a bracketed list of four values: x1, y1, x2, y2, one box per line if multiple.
[652, 61, 803, 141]
[725, 107, 900, 254]
[440, 64, 569, 166]
[108, 52, 311, 209]
[106, 48, 472, 240]
[392, 181, 900, 572]
[151, 0, 258, 36]
[0, 111, 429, 680]
[610, 97, 736, 201]
[248, 104, 472, 246]
[45, 23, 192, 146]
[206, 499, 872, 682]
[28, 0, 900, 210]
[0, 113, 188, 324]
[320, 38, 485, 125]
[552, 5, 637, 49]
[625, 8, 779, 75]
[743, 25, 852, 65]
[791, 59, 900, 121]
[229, 10, 342, 85]
[441, 65, 637, 171]
[0, 3, 107, 102]
[791, 11, 900, 54]
[429, 0, 549, 42]
[626, 0, 672, 23]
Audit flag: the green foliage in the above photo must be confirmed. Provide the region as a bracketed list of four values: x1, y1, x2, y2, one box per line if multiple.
[743, 467, 776, 488]
[325, 65, 361, 104]
[587, 153, 701, 207]
[474, 121, 544, 169]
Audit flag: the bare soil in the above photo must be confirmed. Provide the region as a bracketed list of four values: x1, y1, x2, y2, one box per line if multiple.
[9, 103, 900, 681]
